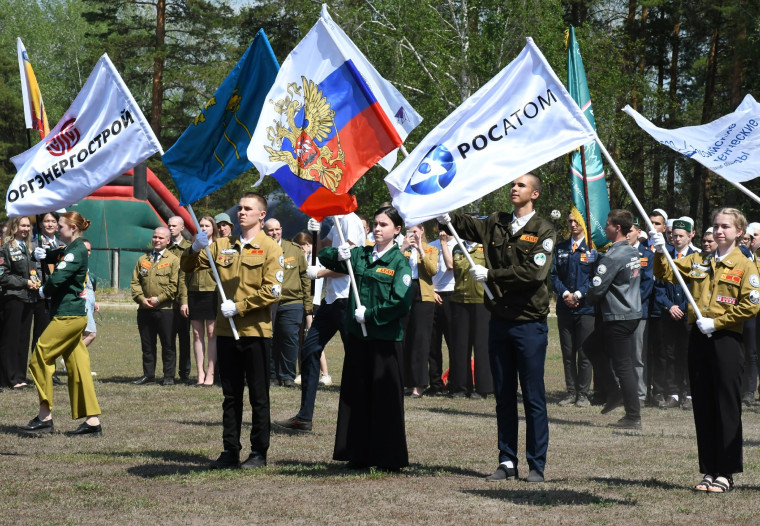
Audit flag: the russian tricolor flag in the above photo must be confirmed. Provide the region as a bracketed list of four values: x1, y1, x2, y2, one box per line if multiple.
[247, 12, 403, 221]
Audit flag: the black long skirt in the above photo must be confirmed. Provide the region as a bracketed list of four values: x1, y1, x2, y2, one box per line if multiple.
[333, 335, 409, 470]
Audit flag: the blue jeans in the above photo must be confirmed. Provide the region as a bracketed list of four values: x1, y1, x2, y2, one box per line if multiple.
[296, 299, 348, 421]
[270, 303, 304, 382]
[488, 318, 549, 474]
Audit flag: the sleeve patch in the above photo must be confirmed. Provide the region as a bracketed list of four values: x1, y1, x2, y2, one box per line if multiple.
[272, 284, 282, 298]
[597, 264, 607, 275]
[57, 262, 67, 270]
[542, 239, 554, 252]
[750, 274, 759, 288]
[592, 276, 602, 286]
[750, 290, 760, 305]
[276, 270, 284, 283]
[64, 253, 75, 262]
[533, 253, 546, 266]
[402, 274, 412, 287]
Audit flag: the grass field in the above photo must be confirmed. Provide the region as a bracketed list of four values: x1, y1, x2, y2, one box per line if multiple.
[2, 305, 760, 525]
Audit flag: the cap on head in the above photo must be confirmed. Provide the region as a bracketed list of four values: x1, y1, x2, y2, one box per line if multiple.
[214, 213, 232, 225]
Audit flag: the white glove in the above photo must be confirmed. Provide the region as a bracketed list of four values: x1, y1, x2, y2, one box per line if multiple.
[307, 218, 321, 233]
[436, 213, 452, 225]
[38, 287, 46, 299]
[696, 317, 716, 335]
[192, 231, 209, 253]
[306, 266, 320, 280]
[34, 247, 47, 261]
[469, 264, 489, 282]
[220, 299, 238, 318]
[649, 231, 667, 254]
[586, 249, 598, 263]
[354, 305, 367, 324]
[337, 242, 352, 261]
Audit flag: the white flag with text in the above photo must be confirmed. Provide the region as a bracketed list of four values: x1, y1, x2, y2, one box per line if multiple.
[624, 95, 760, 183]
[7, 54, 162, 217]
[384, 38, 597, 226]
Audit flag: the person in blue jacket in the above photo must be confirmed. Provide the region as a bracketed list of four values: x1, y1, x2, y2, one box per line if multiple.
[550, 212, 595, 407]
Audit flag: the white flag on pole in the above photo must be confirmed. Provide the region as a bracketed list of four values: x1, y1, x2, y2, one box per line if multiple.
[7, 54, 163, 217]
[320, 4, 422, 171]
[623, 95, 760, 183]
[384, 38, 597, 226]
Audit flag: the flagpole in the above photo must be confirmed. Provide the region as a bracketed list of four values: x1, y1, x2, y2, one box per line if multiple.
[333, 217, 368, 337]
[593, 137, 705, 327]
[579, 147, 595, 249]
[724, 179, 760, 207]
[187, 204, 239, 340]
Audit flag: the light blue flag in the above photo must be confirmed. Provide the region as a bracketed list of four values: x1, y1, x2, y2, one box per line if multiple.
[163, 30, 279, 205]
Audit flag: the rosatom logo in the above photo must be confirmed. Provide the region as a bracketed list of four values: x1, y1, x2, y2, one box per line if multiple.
[404, 145, 456, 195]
[46, 118, 81, 157]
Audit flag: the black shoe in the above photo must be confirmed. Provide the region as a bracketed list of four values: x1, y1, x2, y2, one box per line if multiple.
[526, 469, 545, 482]
[681, 397, 693, 411]
[281, 379, 296, 388]
[659, 396, 680, 409]
[600, 394, 624, 414]
[52, 375, 64, 386]
[449, 391, 467, 399]
[179, 377, 194, 386]
[160, 377, 175, 386]
[20, 416, 54, 434]
[132, 376, 155, 385]
[240, 453, 267, 469]
[422, 386, 444, 397]
[272, 416, 313, 433]
[486, 464, 518, 481]
[608, 416, 642, 429]
[558, 394, 577, 407]
[741, 392, 755, 407]
[270, 378, 280, 387]
[69, 421, 102, 436]
[211, 450, 240, 469]
[470, 392, 487, 400]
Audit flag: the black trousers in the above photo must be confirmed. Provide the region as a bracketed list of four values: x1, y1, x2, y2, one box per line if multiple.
[742, 317, 758, 394]
[661, 315, 690, 397]
[448, 302, 492, 395]
[556, 311, 594, 397]
[428, 291, 452, 389]
[689, 328, 744, 475]
[137, 309, 175, 378]
[31, 299, 50, 353]
[0, 298, 34, 387]
[173, 305, 191, 379]
[402, 280, 435, 388]
[217, 335, 270, 457]
[585, 319, 640, 419]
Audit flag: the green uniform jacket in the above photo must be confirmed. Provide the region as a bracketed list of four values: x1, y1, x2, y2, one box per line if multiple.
[41, 237, 88, 317]
[279, 240, 312, 308]
[131, 250, 180, 309]
[319, 244, 413, 341]
[0, 240, 39, 303]
[181, 232, 283, 338]
[451, 242, 485, 304]
[449, 212, 556, 322]
[167, 239, 191, 304]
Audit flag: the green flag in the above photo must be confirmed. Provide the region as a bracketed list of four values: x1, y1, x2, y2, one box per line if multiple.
[566, 26, 611, 249]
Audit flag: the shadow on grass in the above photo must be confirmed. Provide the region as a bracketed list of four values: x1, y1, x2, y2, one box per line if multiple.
[274, 459, 485, 479]
[89, 449, 213, 478]
[462, 487, 636, 506]
[590, 476, 680, 490]
[425, 407, 603, 428]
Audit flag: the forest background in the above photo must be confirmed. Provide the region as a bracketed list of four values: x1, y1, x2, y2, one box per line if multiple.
[1, 0, 759, 236]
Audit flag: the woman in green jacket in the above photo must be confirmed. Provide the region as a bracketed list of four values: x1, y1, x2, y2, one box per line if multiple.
[319, 205, 413, 470]
[21, 211, 102, 436]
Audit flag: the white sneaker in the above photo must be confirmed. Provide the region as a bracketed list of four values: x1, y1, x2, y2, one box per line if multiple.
[294, 375, 302, 386]
[319, 374, 332, 386]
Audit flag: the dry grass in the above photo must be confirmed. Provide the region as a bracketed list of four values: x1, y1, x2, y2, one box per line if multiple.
[2, 306, 760, 525]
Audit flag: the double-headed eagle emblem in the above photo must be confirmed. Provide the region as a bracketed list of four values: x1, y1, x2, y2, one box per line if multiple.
[265, 77, 345, 191]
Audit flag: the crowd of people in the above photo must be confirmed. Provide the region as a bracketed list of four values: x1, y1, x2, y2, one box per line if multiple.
[3, 177, 760, 492]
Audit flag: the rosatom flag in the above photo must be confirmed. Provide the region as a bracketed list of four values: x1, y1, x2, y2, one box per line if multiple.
[247, 14, 402, 221]
[7, 54, 163, 217]
[624, 95, 760, 183]
[320, 4, 421, 171]
[17, 38, 50, 140]
[566, 26, 610, 248]
[163, 30, 279, 205]
[385, 38, 598, 226]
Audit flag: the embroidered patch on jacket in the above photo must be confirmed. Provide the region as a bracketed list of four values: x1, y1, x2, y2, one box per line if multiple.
[721, 273, 741, 284]
[247, 249, 265, 255]
[751, 290, 760, 305]
[520, 234, 538, 243]
[750, 274, 760, 288]
[156, 262, 170, 269]
[542, 239, 554, 252]
[580, 254, 588, 262]
[141, 260, 152, 269]
[592, 276, 602, 286]
[716, 295, 737, 305]
[376, 268, 395, 276]
[640, 257, 648, 267]
[534, 253, 546, 266]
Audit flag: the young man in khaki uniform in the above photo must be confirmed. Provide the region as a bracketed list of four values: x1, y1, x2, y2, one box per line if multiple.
[167, 216, 192, 383]
[182, 193, 283, 469]
[130, 227, 180, 386]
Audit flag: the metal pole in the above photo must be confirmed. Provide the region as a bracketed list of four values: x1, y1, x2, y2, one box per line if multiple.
[333, 217, 368, 337]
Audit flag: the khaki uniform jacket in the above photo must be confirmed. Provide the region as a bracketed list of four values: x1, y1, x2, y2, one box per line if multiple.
[403, 240, 438, 302]
[131, 250, 180, 309]
[451, 242, 485, 304]
[180, 232, 283, 338]
[186, 265, 217, 293]
[449, 212, 556, 322]
[654, 246, 760, 333]
[167, 239, 191, 305]
[279, 240, 312, 308]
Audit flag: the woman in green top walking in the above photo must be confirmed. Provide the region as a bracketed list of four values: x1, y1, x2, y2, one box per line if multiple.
[319, 205, 414, 470]
[21, 211, 102, 436]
